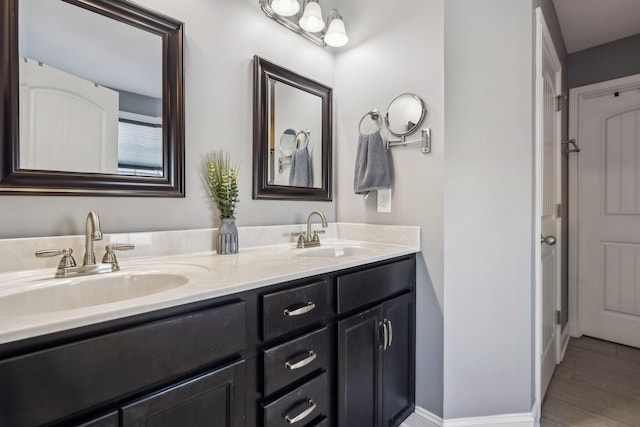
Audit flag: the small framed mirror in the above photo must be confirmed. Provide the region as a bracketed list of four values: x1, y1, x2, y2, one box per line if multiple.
[0, 0, 184, 196]
[385, 93, 426, 136]
[253, 56, 332, 201]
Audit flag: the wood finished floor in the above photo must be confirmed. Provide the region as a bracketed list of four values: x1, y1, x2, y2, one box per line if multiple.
[541, 336, 640, 426]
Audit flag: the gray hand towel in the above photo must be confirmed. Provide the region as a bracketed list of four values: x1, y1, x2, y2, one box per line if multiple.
[354, 130, 390, 195]
[289, 147, 313, 187]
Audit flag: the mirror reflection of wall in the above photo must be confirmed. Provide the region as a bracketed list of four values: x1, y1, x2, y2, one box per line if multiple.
[267, 79, 322, 189]
[18, 0, 162, 177]
[386, 93, 425, 136]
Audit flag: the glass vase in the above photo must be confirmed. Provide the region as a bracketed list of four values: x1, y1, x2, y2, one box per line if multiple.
[217, 217, 238, 254]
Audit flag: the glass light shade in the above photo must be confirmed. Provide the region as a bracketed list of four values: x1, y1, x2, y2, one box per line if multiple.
[299, 1, 325, 33]
[271, 0, 300, 16]
[324, 17, 348, 47]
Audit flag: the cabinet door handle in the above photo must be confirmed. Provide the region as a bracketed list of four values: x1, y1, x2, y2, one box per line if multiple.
[381, 321, 389, 350]
[284, 350, 317, 370]
[284, 399, 317, 424]
[283, 301, 315, 316]
[385, 320, 393, 348]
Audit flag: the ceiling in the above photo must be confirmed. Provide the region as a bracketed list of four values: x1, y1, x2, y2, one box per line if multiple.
[552, 0, 640, 53]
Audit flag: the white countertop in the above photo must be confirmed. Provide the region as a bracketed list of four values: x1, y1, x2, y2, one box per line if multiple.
[0, 223, 420, 346]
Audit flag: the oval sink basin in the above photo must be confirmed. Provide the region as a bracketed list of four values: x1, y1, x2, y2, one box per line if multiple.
[0, 273, 189, 316]
[295, 246, 373, 258]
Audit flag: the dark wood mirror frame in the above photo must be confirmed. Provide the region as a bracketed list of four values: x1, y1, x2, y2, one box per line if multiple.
[0, 0, 184, 196]
[253, 56, 332, 201]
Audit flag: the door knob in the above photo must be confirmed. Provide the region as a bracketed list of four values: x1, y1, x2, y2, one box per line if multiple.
[541, 235, 557, 245]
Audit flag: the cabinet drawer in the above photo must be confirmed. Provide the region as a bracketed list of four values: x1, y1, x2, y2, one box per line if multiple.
[262, 281, 328, 340]
[0, 301, 246, 427]
[336, 258, 415, 313]
[263, 372, 329, 427]
[263, 327, 330, 396]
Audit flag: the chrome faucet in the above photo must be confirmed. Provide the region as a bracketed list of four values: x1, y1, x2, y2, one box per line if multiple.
[83, 211, 103, 266]
[35, 211, 134, 278]
[292, 211, 328, 248]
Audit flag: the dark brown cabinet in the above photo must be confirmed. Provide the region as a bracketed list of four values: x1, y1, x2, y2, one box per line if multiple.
[337, 293, 415, 427]
[0, 302, 247, 427]
[260, 280, 332, 426]
[121, 359, 246, 427]
[0, 255, 416, 427]
[77, 411, 119, 427]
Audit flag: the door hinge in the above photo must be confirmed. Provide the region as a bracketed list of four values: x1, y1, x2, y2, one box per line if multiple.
[556, 95, 566, 112]
[555, 310, 562, 325]
[556, 203, 562, 218]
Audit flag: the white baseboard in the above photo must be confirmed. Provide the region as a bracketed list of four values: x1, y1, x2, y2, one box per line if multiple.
[442, 408, 535, 427]
[560, 326, 571, 361]
[401, 405, 536, 427]
[400, 406, 443, 427]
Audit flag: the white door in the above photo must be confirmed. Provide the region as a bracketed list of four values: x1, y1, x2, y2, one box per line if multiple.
[577, 75, 640, 348]
[536, 9, 562, 401]
[19, 58, 119, 174]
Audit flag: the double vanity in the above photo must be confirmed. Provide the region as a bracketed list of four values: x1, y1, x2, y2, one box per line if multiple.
[0, 222, 419, 427]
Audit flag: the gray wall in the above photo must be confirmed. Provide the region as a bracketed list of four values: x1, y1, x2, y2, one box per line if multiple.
[1, 0, 336, 239]
[334, 0, 445, 417]
[117, 89, 162, 118]
[443, 0, 535, 419]
[568, 33, 640, 89]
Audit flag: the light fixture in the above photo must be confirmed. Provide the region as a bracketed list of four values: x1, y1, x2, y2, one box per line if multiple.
[270, 0, 299, 17]
[299, 0, 324, 33]
[324, 10, 348, 47]
[259, 0, 349, 48]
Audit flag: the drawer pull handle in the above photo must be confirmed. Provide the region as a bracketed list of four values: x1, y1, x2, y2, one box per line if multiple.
[387, 319, 393, 347]
[283, 301, 315, 316]
[284, 399, 317, 424]
[285, 350, 317, 370]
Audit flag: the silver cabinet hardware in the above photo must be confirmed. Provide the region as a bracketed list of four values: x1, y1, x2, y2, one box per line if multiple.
[284, 350, 317, 370]
[283, 301, 316, 316]
[381, 321, 389, 350]
[284, 399, 316, 424]
[380, 319, 394, 350]
[541, 235, 557, 245]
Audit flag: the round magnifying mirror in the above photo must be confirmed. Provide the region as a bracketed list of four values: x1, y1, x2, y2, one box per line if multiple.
[280, 128, 297, 156]
[385, 93, 426, 136]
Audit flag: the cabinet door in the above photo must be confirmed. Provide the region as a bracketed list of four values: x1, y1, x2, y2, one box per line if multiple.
[337, 306, 383, 427]
[121, 359, 246, 427]
[76, 411, 119, 427]
[382, 293, 415, 427]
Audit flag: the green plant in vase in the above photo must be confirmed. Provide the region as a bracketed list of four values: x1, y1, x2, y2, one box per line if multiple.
[202, 151, 239, 254]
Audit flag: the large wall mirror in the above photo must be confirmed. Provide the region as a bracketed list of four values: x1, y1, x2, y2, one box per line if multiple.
[0, 0, 184, 196]
[253, 56, 332, 201]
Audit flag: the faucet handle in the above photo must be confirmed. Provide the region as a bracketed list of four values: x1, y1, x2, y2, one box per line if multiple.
[102, 244, 135, 271]
[36, 248, 77, 269]
[291, 231, 306, 248]
[311, 229, 326, 242]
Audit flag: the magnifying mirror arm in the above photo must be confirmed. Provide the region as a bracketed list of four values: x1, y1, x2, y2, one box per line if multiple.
[386, 128, 431, 154]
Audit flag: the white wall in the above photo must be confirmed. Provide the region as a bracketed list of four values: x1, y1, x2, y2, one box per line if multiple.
[443, 0, 535, 419]
[0, 0, 336, 239]
[334, 0, 445, 416]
